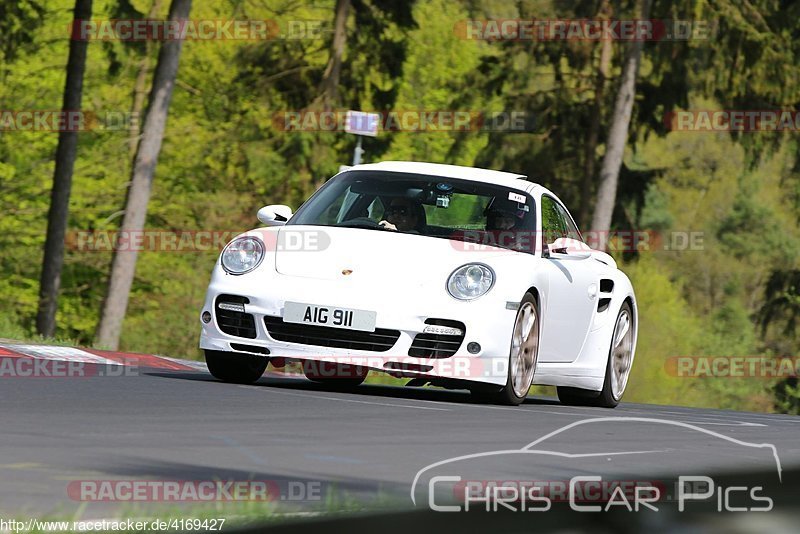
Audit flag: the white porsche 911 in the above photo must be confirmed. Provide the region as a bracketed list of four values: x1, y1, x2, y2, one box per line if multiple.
[199, 161, 637, 407]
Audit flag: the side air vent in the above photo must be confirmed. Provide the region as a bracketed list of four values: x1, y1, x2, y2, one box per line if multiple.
[598, 298, 612, 313]
[600, 279, 614, 293]
[409, 319, 466, 359]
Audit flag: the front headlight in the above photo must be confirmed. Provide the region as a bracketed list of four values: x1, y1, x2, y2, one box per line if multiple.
[447, 263, 495, 300]
[221, 236, 265, 274]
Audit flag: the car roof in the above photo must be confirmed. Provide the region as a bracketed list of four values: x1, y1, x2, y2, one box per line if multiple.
[348, 161, 539, 193]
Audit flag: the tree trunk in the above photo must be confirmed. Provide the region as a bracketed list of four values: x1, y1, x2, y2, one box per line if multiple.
[578, 0, 612, 229]
[590, 0, 650, 246]
[95, 0, 192, 350]
[129, 0, 163, 158]
[317, 0, 349, 108]
[35, 0, 93, 337]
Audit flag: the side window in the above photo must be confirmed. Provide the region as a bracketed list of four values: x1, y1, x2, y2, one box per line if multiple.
[555, 203, 583, 242]
[541, 195, 568, 244]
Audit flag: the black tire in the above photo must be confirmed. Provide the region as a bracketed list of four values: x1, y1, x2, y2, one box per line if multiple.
[301, 360, 367, 388]
[557, 302, 633, 408]
[472, 292, 539, 406]
[205, 350, 269, 384]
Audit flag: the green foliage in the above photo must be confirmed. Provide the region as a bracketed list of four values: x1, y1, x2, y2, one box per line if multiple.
[623, 256, 771, 412]
[716, 192, 782, 260]
[622, 255, 703, 406]
[632, 125, 799, 412]
[0, 0, 46, 65]
[774, 378, 800, 415]
[638, 183, 673, 231]
[383, 0, 491, 164]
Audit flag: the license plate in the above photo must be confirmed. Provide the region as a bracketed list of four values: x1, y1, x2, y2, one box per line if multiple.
[283, 302, 377, 332]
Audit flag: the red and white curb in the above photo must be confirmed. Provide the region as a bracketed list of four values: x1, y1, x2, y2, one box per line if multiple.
[0, 342, 297, 378]
[0, 343, 206, 372]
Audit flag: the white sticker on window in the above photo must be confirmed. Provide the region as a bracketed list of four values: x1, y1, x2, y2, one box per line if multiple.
[508, 192, 526, 203]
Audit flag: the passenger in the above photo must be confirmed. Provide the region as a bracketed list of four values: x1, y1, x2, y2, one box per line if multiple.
[485, 200, 525, 249]
[485, 208, 517, 231]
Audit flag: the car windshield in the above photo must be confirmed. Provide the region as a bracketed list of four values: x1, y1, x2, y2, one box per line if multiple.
[288, 170, 536, 253]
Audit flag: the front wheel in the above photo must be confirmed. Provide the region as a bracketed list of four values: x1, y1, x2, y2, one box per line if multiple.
[205, 350, 269, 384]
[557, 301, 634, 408]
[472, 292, 539, 406]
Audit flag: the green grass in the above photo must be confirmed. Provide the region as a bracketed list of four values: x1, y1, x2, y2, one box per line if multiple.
[0, 314, 84, 348]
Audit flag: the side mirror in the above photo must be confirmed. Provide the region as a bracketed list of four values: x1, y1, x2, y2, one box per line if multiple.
[257, 204, 293, 226]
[544, 237, 592, 259]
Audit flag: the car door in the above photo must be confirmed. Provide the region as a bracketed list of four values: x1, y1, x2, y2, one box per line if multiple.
[536, 194, 599, 363]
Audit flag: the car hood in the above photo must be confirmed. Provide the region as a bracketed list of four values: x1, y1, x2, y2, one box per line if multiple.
[272, 225, 516, 281]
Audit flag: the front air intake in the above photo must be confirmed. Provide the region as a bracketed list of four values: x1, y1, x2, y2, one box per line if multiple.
[263, 316, 400, 352]
[215, 295, 257, 339]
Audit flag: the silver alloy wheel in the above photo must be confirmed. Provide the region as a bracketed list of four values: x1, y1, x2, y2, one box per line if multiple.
[510, 301, 539, 398]
[610, 308, 634, 401]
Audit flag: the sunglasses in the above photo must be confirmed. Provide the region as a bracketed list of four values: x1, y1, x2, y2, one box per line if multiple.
[385, 206, 412, 216]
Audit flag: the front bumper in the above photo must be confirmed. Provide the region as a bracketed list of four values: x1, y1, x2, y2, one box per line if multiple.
[199, 269, 518, 386]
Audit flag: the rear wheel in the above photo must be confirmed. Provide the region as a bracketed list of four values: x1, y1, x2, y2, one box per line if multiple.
[472, 292, 539, 406]
[302, 361, 368, 388]
[205, 350, 269, 384]
[557, 302, 634, 408]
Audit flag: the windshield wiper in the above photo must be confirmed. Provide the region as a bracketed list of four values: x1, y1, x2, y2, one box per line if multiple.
[335, 217, 387, 231]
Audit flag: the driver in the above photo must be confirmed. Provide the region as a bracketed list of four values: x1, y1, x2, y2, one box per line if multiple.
[379, 198, 426, 233]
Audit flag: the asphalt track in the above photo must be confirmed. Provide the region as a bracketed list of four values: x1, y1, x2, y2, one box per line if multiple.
[1, 344, 799, 521]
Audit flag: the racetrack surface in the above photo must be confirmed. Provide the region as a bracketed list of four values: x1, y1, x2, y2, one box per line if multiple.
[1, 344, 799, 519]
